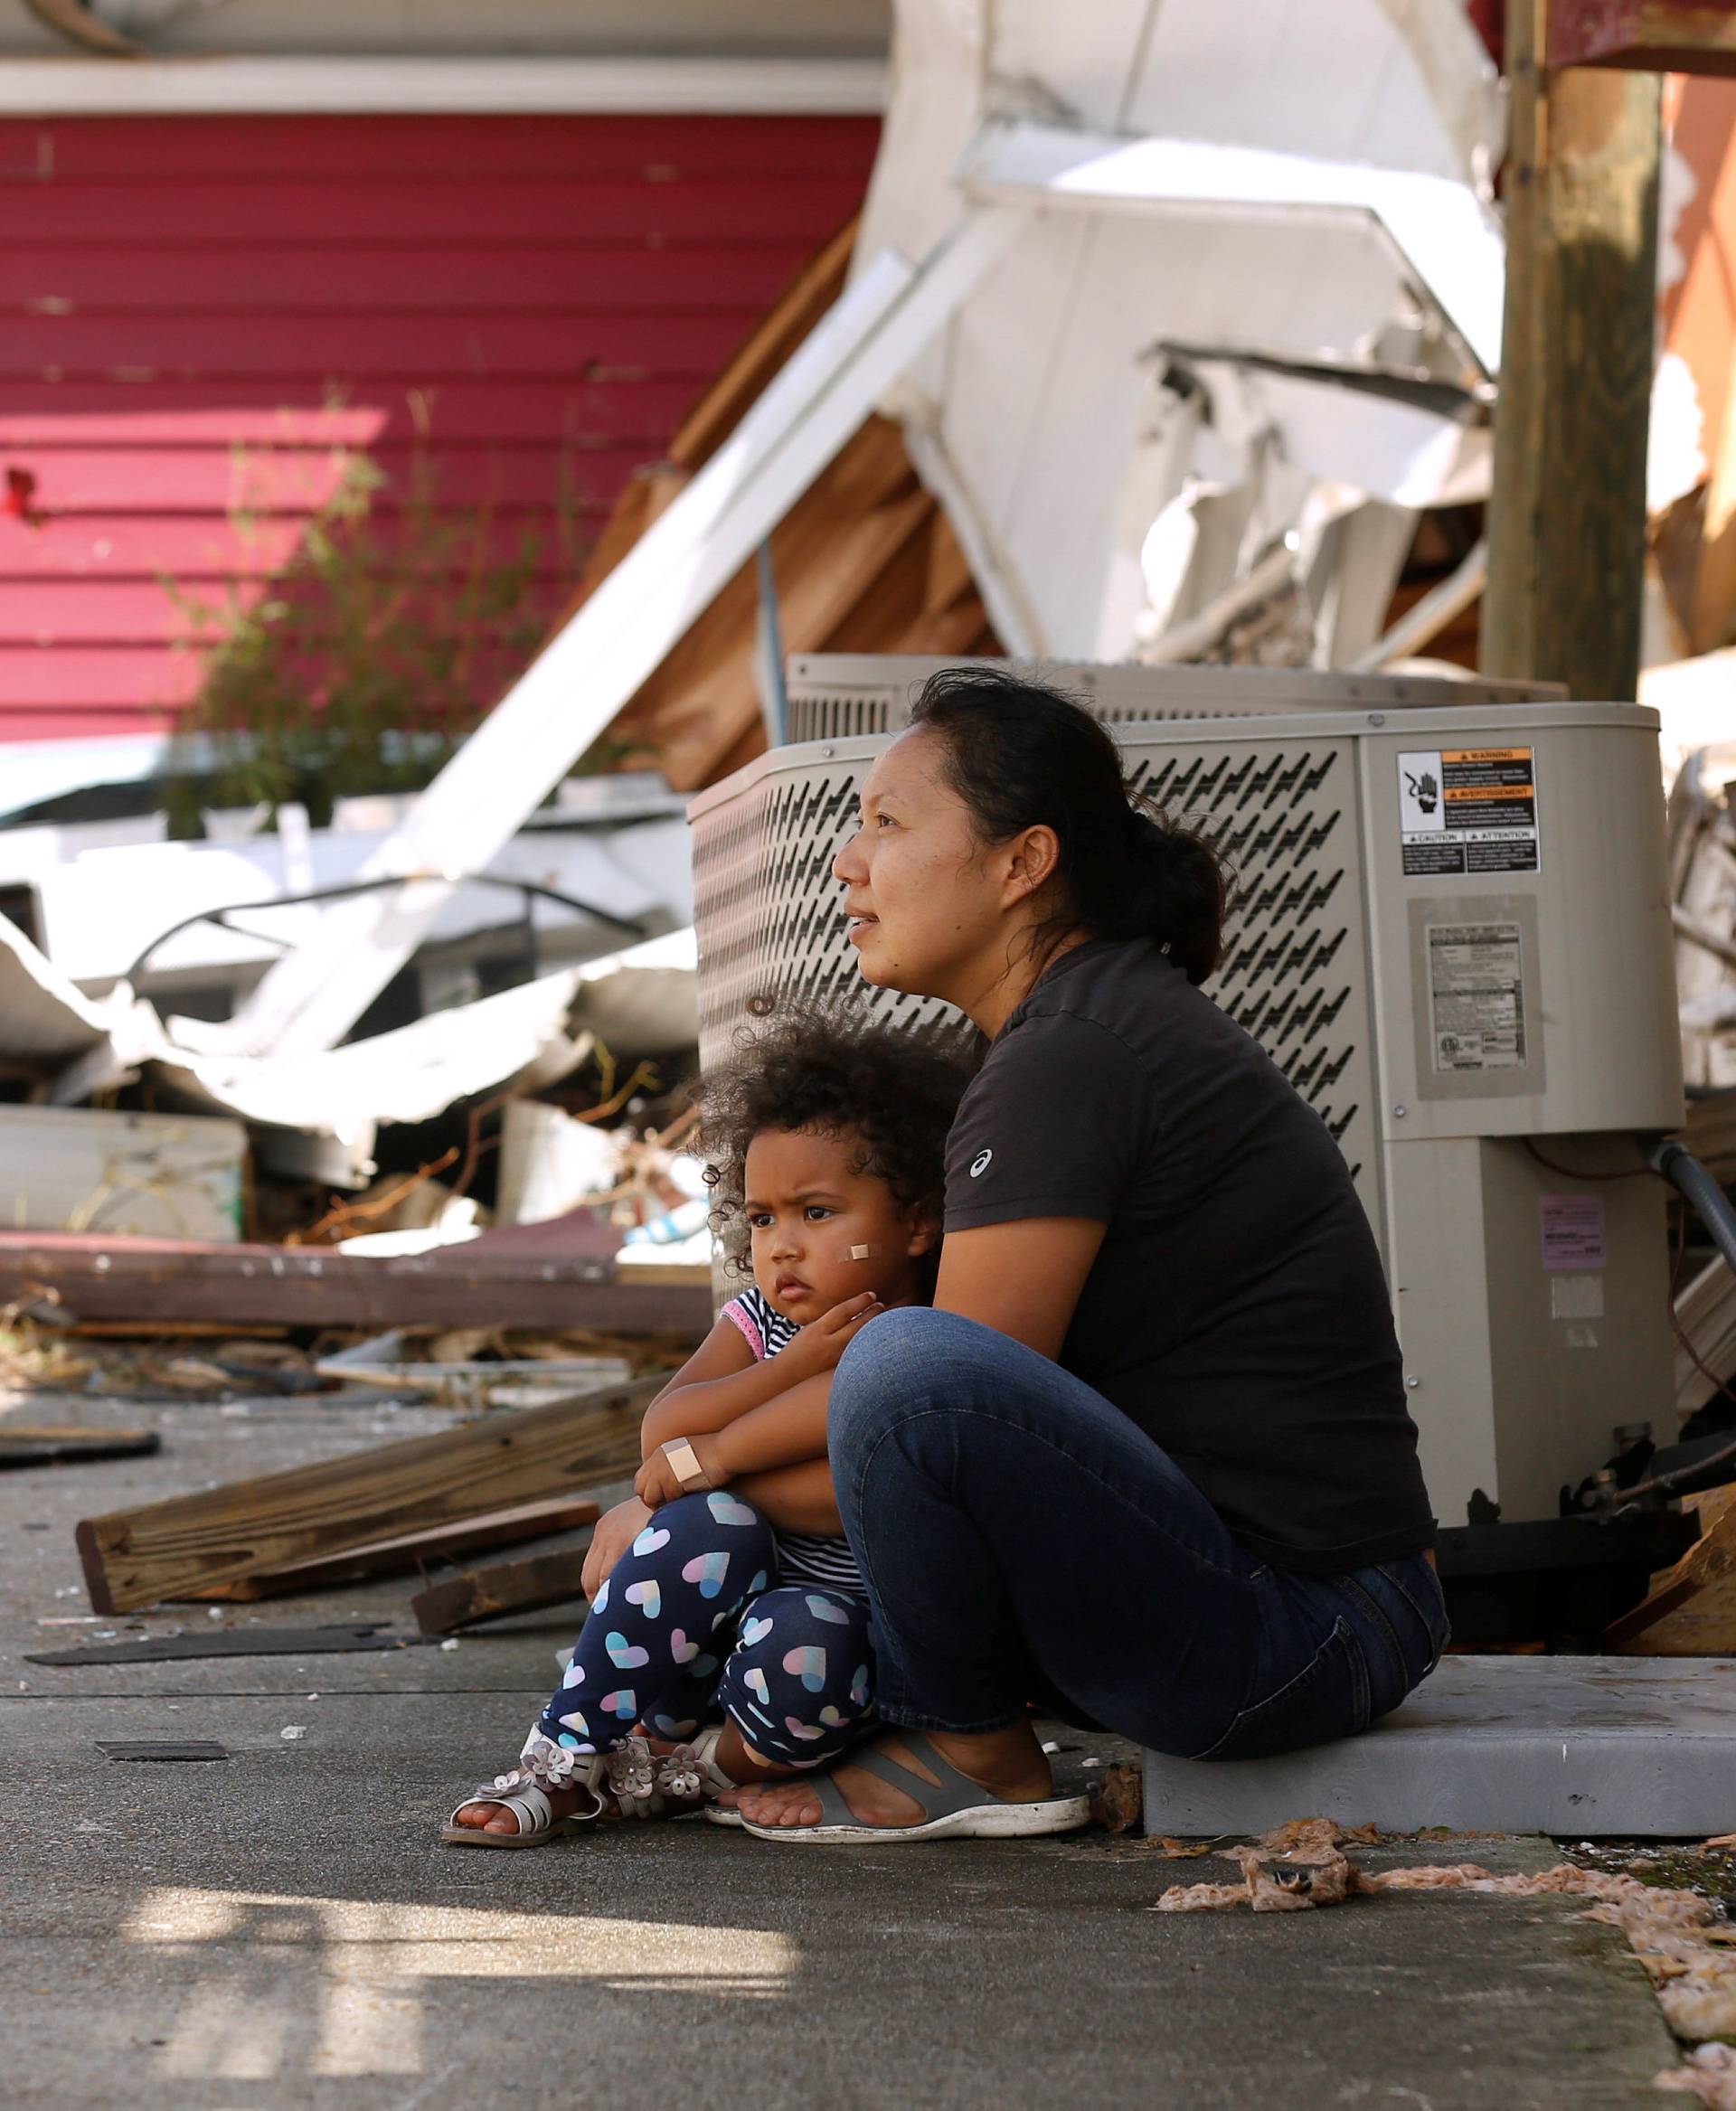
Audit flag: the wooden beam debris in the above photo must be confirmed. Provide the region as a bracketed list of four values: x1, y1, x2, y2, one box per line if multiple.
[76, 1373, 657, 1613]
[411, 1546, 594, 1635]
[0, 1425, 160, 1469]
[1606, 1485, 1736, 1651]
[0, 1229, 712, 1335]
[192, 1494, 601, 1600]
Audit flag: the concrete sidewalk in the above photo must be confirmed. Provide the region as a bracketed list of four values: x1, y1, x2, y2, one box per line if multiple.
[1, 1384, 1686, 2108]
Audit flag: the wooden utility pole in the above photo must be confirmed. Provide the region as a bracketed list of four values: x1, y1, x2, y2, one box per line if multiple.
[1481, 0, 1663, 700]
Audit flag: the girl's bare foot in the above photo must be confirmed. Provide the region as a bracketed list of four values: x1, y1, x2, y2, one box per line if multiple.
[719, 1720, 1052, 1830]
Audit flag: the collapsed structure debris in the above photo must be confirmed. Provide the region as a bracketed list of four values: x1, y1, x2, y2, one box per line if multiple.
[201, 1494, 603, 1603]
[410, 1545, 595, 1638]
[0, 1220, 712, 1334]
[74, 1371, 658, 1613]
[1608, 1488, 1736, 1654]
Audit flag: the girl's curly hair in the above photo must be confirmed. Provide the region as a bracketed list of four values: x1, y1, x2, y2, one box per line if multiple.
[699, 1003, 975, 1282]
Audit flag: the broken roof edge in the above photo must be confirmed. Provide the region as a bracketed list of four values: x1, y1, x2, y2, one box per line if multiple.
[953, 117, 1505, 379]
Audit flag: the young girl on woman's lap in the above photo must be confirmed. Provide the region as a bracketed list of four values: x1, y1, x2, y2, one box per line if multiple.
[444, 1011, 968, 1846]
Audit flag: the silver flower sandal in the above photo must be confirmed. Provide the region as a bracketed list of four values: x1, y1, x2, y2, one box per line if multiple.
[441, 1727, 739, 1848]
[441, 1763, 608, 1849]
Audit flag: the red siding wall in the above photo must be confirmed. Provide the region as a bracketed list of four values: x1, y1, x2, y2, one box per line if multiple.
[0, 114, 879, 746]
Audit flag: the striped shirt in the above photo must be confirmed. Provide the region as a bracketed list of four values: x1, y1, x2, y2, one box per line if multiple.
[720, 1286, 866, 1599]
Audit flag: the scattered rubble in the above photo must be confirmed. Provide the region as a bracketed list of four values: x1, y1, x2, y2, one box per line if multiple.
[1148, 1817, 1736, 2098]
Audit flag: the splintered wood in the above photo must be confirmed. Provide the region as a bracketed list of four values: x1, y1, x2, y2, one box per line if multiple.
[1608, 1485, 1736, 1654]
[1149, 1820, 1736, 2104]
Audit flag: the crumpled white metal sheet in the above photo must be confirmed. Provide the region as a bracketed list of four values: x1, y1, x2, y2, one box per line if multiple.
[858, 0, 1505, 664]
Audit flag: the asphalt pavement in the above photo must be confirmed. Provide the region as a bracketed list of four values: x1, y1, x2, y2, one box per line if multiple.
[0, 1381, 1685, 2108]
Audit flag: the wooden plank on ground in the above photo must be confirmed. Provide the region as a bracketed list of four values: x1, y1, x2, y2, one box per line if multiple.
[75, 1373, 657, 1614]
[0, 1230, 712, 1334]
[192, 1494, 601, 1599]
[411, 1545, 592, 1635]
[0, 1425, 160, 1468]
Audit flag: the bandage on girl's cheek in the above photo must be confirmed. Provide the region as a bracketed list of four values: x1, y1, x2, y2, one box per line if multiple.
[850, 1243, 880, 1261]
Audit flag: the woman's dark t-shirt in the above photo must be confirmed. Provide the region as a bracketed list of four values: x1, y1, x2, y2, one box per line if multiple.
[942, 936, 1434, 1573]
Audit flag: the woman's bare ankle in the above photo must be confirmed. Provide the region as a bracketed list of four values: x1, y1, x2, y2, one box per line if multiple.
[922, 1720, 1052, 1796]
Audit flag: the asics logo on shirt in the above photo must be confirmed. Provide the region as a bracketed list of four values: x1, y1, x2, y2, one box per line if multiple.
[969, 1148, 993, 1178]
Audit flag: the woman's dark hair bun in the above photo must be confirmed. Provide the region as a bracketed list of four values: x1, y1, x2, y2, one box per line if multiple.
[908, 665, 1227, 984]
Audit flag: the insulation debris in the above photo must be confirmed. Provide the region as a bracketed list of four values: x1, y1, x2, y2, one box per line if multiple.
[1154, 1844, 1376, 1914]
[1152, 1828, 1736, 2093]
[1085, 1760, 1143, 1834]
[1659, 2043, 1736, 2108]
[1253, 1815, 1383, 1860]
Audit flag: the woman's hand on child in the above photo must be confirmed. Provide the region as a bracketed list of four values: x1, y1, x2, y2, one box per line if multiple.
[633, 1432, 728, 1511]
[784, 1291, 884, 1377]
[582, 1496, 654, 1599]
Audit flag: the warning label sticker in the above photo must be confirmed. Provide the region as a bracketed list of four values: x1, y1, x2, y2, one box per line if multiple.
[1398, 748, 1540, 877]
[1427, 921, 1527, 1073]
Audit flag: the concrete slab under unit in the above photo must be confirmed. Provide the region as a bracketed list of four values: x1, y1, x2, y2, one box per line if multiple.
[1142, 1654, 1736, 1837]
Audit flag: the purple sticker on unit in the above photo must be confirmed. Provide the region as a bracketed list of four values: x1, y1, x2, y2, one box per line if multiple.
[1541, 1195, 1606, 1271]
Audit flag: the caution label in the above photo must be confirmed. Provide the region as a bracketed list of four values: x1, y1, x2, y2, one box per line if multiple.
[1398, 748, 1540, 876]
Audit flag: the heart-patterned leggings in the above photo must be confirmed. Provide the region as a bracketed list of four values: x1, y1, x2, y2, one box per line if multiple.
[533, 1490, 875, 1769]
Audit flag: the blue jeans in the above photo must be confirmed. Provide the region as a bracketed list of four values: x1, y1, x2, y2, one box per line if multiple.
[829, 1309, 1448, 1761]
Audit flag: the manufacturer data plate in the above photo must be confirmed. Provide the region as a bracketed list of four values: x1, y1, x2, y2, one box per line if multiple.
[1398, 747, 1540, 876]
[1426, 920, 1527, 1074]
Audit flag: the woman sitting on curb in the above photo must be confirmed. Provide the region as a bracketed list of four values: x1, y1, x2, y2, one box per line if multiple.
[719, 665, 1448, 1843]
